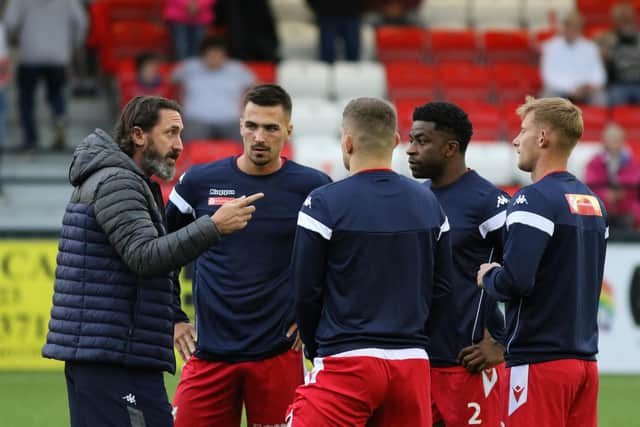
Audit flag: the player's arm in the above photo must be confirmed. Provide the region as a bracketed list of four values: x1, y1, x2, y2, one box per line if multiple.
[481, 191, 509, 340]
[292, 193, 331, 360]
[479, 190, 553, 301]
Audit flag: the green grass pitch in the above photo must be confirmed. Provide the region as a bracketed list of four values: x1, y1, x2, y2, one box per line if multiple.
[0, 371, 638, 426]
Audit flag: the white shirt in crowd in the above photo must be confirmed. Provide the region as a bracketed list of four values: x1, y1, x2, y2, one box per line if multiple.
[541, 35, 607, 94]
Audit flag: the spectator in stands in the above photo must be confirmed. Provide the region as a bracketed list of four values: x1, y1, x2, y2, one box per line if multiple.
[541, 11, 607, 106]
[598, 3, 640, 106]
[163, 0, 215, 60]
[172, 36, 255, 143]
[585, 123, 640, 229]
[124, 52, 173, 103]
[306, 0, 367, 63]
[5, 0, 87, 152]
[370, 0, 422, 27]
[215, 0, 279, 61]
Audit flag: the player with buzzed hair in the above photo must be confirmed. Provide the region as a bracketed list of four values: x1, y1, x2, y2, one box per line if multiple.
[287, 97, 453, 426]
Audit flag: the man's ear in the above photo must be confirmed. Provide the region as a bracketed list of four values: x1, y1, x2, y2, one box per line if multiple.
[539, 129, 550, 148]
[345, 133, 355, 154]
[444, 139, 460, 158]
[132, 126, 146, 148]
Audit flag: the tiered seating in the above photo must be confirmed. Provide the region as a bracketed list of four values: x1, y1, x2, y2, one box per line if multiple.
[580, 106, 609, 141]
[89, 0, 168, 74]
[419, 0, 470, 29]
[376, 27, 427, 62]
[577, 0, 616, 27]
[245, 62, 277, 84]
[471, 0, 522, 29]
[611, 106, 640, 140]
[291, 99, 342, 138]
[438, 62, 492, 102]
[115, 59, 177, 107]
[428, 29, 479, 63]
[276, 60, 332, 98]
[333, 61, 387, 101]
[482, 30, 533, 63]
[385, 61, 438, 101]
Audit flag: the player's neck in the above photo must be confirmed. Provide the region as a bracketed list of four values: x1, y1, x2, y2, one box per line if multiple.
[348, 155, 392, 175]
[236, 154, 282, 176]
[431, 160, 467, 188]
[531, 155, 568, 183]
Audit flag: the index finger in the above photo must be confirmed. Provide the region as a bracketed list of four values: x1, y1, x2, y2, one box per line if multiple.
[243, 192, 265, 205]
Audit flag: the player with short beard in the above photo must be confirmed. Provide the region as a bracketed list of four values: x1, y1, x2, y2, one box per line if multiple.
[407, 101, 508, 427]
[167, 84, 331, 427]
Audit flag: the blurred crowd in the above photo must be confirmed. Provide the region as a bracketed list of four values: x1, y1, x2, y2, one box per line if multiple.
[1, 0, 640, 230]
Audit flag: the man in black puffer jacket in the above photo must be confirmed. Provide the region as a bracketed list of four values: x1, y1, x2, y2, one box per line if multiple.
[42, 95, 263, 427]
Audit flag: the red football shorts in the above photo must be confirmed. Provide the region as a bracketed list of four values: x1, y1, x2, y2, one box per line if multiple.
[172, 349, 304, 427]
[286, 348, 431, 427]
[431, 364, 505, 427]
[503, 359, 598, 427]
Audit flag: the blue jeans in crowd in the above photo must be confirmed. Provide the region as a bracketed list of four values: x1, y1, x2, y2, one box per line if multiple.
[17, 64, 66, 149]
[170, 23, 206, 60]
[317, 16, 361, 63]
[608, 83, 640, 106]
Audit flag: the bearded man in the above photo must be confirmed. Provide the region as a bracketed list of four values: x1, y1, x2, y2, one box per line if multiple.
[42, 95, 263, 427]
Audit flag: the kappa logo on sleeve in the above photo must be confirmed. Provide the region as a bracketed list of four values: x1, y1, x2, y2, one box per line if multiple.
[497, 195, 509, 208]
[514, 194, 528, 205]
[303, 196, 312, 208]
[565, 194, 603, 216]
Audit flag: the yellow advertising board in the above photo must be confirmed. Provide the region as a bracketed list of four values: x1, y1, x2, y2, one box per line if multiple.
[0, 239, 194, 370]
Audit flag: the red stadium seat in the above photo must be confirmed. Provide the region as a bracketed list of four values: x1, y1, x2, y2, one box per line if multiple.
[376, 26, 427, 61]
[482, 30, 533, 64]
[385, 61, 438, 101]
[501, 102, 524, 141]
[438, 62, 492, 102]
[490, 63, 541, 104]
[579, 105, 609, 141]
[393, 99, 424, 138]
[454, 101, 503, 141]
[185, 140, 244, 165]
[89, 0, 164, 51]
[532, 29, 557, 55]
[612, 106, 640, 140]
[428, 30, 479, 63]
[99, 21, 170, 74]
[103, 0, 164, 21]
[245, 61, 276, 83]
[577, 0, 616, 27]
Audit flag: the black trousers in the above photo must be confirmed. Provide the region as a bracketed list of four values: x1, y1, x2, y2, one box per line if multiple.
[65, 362, 173, 427]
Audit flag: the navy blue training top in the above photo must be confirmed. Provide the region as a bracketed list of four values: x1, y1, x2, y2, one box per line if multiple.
[427, 170, 508, 367]
[292, 169, 454, 359]
[166, 156, 331, 362]
[483, 171, 608, 367]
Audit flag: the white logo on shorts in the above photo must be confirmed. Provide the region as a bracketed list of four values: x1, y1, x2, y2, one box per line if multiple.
[122, 393, 136, 405]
